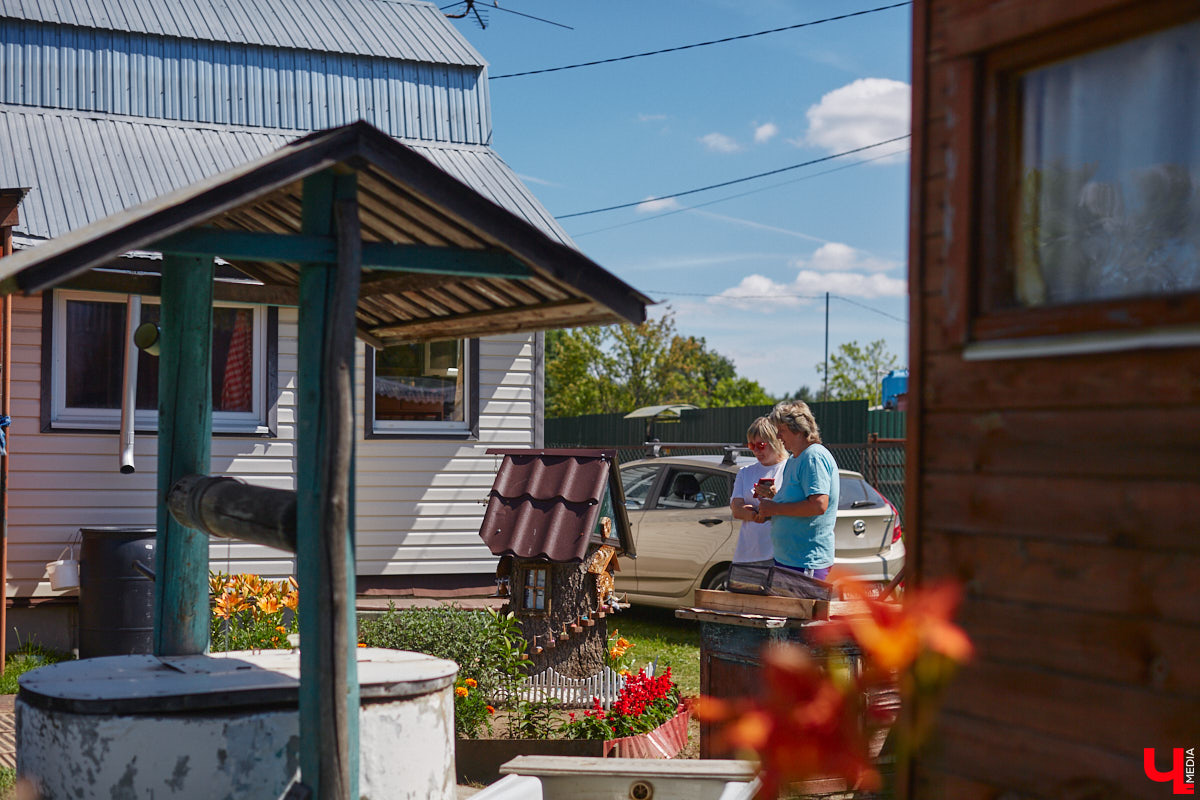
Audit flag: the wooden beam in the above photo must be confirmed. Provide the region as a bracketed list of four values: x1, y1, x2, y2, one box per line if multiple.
[155, 228, 532, 278]
[153, 254, 213, 656]
[370, 299, 615, 341]
[59, 270, 301, 306]
[295, 170, 360, 799]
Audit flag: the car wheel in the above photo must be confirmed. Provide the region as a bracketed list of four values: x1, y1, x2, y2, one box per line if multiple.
[702, 566, 730, 592]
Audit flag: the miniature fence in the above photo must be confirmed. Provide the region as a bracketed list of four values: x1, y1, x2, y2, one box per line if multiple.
[517, 663, 655, 709]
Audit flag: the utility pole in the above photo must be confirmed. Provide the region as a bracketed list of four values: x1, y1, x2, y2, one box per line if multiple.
[823, 291, 829, 402]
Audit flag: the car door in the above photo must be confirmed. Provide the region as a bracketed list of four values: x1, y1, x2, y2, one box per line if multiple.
[632, 467, 734, 599]
[614, 463, 665, 598]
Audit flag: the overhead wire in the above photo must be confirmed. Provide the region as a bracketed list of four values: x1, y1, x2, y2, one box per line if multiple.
[639, 290, 908, 324]
[489, 1, 912, 79]
[555, 134, 910, 219]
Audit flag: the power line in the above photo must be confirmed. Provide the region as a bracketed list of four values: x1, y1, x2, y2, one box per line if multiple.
[489, 1, 912, 79]
[569, 145, 909, 238]
[639, 290, 908, 324]
[555, 134, 910, 220]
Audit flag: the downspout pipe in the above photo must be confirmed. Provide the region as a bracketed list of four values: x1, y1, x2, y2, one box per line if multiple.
[119, 296, 141, 473]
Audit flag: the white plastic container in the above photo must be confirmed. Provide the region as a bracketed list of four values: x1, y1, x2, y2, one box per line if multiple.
[45, 546, 79, 591]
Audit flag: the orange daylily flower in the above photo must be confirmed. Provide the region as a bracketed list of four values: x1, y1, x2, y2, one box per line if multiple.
[257, 596, 282, 614]
[213, 591, 251, 620]
[812, 580, 972, 673]
[284, 590, 299, 611]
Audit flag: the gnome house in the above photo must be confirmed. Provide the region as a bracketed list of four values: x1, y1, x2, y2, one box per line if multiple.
[479, 449, 634, 677]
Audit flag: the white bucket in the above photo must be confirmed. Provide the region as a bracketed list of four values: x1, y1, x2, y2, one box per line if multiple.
[46, 547, 79, 591]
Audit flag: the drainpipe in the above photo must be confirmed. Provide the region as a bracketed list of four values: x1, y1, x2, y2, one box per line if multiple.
[119, 296, 141, 473]
[0, 188, 29, 675]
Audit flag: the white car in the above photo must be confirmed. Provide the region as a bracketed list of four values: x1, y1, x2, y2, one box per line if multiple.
[615, 454, 905, 608]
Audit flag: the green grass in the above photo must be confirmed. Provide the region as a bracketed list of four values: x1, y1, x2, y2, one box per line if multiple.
[610, 605, 701, 698]
[0, 767, 13, 798]
[0, 642, 71, 694]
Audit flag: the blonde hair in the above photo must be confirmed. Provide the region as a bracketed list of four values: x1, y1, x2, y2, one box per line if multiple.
[746, 416, 786, 458]
[769, 401, 822, 444]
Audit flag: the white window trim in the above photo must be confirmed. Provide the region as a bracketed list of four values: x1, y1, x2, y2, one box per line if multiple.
[51, 289, 269, 434]
[369, 339, 474, 437]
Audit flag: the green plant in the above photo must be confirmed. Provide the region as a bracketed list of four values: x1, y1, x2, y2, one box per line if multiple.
[508, 696, 561, 740]
[0, 639, 70, 694]
[605, 629, 636, 674]
[0, 766, 15, 798]
[560, 667, 680, 740]
[209, 573, 299, 652]
[453, 677, 494, 739]
[357, 605, 530, 717]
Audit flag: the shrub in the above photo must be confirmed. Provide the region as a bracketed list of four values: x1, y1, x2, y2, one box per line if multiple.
[357, 604, 529, 712]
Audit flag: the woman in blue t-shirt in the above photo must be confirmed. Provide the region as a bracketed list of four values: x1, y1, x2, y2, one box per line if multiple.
[756, 401, 839, 581]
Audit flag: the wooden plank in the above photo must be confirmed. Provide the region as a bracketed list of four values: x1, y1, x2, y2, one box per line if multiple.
[153, 254, 213, 656]
[921, 407, 1200, 480]
[922, 472, 1200, 553]
[58, 269, 301, 306]
[960, 597, 1200, 693]
[295, 170, 360, 799]
[922, 348, 1200, 412]
[370, 299, 613, 341]
[921, 529, 1200, 623]
[693, 589, 817, 619]
[156, 228, 532, 278]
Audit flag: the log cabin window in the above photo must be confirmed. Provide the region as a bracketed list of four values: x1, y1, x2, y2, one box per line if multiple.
[522, 565, 548, 612]
[976, 16, 1200, 345]
[365, 339, 479, 439]
[47, 290, 270, 433]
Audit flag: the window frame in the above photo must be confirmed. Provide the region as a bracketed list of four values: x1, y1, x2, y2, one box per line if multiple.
[970, 5, 1200, 347]
[41, 289, 277, 436]
[520, 564, 550, 615]
[364, 339, 480, 440]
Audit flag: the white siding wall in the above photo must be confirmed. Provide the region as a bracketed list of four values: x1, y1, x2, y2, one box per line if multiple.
[5, 300, 531, 597]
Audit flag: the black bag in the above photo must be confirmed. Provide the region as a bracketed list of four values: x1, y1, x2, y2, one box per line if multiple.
[727, 561, 833, 601]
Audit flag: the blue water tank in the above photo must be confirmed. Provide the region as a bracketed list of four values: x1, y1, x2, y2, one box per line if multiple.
[881, 369, 909, 410]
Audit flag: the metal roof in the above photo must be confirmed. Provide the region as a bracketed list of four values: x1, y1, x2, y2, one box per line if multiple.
[479, 450, 635, 563]
[0, 0, 484, 65]
[0, 105, 566, 245]
[0, 121, 650, 346]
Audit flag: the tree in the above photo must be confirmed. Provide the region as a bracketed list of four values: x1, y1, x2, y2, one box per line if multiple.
[544, 309, 773, 417]
[779, 385, 816, 404]
[815, 339, 899, 406]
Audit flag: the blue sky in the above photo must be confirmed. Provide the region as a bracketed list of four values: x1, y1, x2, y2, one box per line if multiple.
[446, 0, 912, 398]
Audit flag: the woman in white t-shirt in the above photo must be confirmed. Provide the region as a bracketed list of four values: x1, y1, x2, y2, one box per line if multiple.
[729, 416, 787, 565]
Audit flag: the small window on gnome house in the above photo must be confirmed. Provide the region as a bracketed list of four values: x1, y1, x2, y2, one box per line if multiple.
[523, 566, 549, 612]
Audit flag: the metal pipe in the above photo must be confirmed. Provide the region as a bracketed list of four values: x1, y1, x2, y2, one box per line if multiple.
[119, 296, 141, 474]
[1, 225, 11, 676]
[167, 473, 297, 553]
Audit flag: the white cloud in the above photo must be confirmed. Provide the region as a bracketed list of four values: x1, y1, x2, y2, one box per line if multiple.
[708, 241, 906, 311]
[754, 122, 779, 144]
[803, 78, 910, 162]
[636, 196, 681, 214]
[794, 242, 898, 273]
[638, 113, 668, 122]
[699, 132, 742, 153]
[516, 173, 561, 188]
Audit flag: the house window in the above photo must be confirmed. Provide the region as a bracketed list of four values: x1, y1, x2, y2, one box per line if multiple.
[522, 565, 548, 612]
[366, 339, 479, 438]
[48, 290, 269, 433]
[975, 15, 1200, 343]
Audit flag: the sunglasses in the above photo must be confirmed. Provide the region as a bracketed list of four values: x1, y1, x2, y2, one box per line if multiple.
[748, 441, 770, 452]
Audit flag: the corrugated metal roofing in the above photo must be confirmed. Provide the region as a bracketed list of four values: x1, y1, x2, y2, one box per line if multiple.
[0, 105, 567, 245]
[0, 0, 485, 65]
[0, 121, 651, 347]
[479, 450, 633, 563]
[0, 19, 491, 142]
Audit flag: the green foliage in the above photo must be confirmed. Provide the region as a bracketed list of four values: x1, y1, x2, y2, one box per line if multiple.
[815, 339, 899, 405]
[209, 573, 299, 652]
[0, 766, 14, 797]
[453, 677, 494, 739]
[615, 607, 701, 698]
[559, 668, 680, 740]
[507, 697, 562, 740]
[0, 640, 70, 695]
[545, 308, 773, 417]
[357, 605, 529, 708]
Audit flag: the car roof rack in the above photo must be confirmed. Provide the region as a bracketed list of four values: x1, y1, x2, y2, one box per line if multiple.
[639, 442, 750, 465]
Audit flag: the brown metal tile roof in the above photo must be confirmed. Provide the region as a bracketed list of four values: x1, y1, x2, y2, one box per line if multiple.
[479, 449, 633, 562]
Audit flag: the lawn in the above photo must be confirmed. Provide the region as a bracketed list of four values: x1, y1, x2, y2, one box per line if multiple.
[608, 604, 701, 698]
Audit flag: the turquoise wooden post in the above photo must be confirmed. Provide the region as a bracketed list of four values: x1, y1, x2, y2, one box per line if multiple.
[296, 170, 361, 798]
[154, 254, 214, 655]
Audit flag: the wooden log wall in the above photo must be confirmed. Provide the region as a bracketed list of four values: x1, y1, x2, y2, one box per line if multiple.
[906, 1, 1200, 797]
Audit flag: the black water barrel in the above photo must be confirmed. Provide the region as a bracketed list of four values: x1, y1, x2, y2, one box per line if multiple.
[78, 527, 156, 659]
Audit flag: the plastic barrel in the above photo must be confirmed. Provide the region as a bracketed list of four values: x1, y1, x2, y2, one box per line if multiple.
[78, 527, 156, 658]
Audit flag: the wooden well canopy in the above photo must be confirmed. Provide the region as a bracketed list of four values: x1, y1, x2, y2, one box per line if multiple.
[0, 120, 650, 346]
[0, 120, 649, 799]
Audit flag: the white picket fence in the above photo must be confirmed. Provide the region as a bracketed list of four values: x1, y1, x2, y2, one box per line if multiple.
[516, 662, 655, 709]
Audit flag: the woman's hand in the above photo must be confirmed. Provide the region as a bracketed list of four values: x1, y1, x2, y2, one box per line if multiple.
[757, 497, 777, 516]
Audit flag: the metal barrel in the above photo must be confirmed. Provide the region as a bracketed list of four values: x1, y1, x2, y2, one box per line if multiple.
[78, 527, 156, 658]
